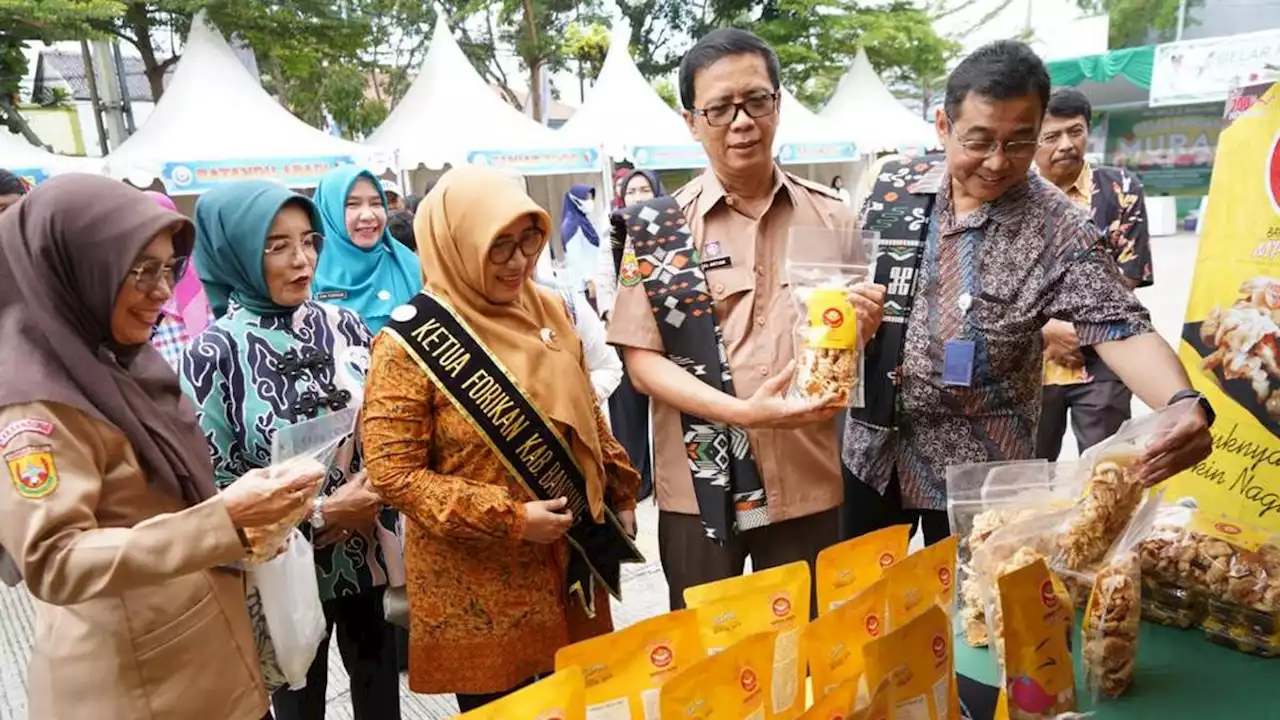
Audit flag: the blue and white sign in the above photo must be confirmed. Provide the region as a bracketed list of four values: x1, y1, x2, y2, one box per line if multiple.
[161, 156, 354, 194]
[466, 147, 599, 175]
[777, 142, 859, 164]
[630, 144, 708, 170]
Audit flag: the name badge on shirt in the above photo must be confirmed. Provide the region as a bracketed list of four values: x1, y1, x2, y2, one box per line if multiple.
[702, 240, 732, 270]
[942, 339, 976, 387]
[316, 290, 348, 301]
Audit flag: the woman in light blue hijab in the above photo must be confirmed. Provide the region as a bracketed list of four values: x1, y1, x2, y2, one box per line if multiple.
[312, 166, 423, 334]
[181, 180, 402, 720]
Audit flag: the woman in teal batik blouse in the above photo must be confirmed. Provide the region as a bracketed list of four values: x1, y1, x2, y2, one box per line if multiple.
[180, 180, 402, 720]
[312, 166, 423, 334]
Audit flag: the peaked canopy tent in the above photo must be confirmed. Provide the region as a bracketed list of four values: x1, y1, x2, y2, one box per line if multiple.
[774, 88, 863, 194]
[559, 22, 706, 173]
[370, 16, 601, 246]
[104, 13, 390, 197]
[1, 131, 104, 185]
[820, 48, 938, 156]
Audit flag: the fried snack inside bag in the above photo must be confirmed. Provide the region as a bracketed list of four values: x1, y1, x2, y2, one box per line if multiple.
[684, 562, 811, 720]
[816, 524, 911, 613]
[555, 609, 706, 720]
[804, 576, 888, 700]
[997, 559, 1076, 719]
[882, 536, 959, 628]
[658, 631, 775, 720]
[456, 666, 586, 720]
[862, 604, 959, 720]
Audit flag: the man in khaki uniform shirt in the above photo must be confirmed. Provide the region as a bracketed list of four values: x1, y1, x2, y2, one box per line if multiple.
[607, 28, 885, 610]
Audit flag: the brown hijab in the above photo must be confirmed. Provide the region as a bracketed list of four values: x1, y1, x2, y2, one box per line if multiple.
[415, 166, 608, 521]
[0, 175, 218, 510]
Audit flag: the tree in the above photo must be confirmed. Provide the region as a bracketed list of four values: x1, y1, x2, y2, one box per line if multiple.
[563, 22, 609, 82]
[1076, 0, 1200, 48]
[616, 0, 699, 77]
[653, 77, 679, 109]
[0, 0, 123, 143]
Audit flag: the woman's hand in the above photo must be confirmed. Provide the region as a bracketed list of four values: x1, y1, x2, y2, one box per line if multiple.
[314, 473, 382, 547]
[222, 462, 325, 528]
[522, 497, 574, 543]
[617, 509, 637, 539]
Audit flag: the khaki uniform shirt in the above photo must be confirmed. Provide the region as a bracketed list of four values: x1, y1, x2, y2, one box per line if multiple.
[0, 401, 267, 720]
[608, 168, 858, 522]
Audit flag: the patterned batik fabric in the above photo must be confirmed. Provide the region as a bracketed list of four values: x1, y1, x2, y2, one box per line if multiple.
[181, 301, 398, 600]
[622, 196, 767, 541]
[843, 172, 1154, 511]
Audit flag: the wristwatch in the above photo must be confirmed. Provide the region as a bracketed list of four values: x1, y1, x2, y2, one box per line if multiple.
[1168, 389, 1215, 428]
[310, 495, 327, 530]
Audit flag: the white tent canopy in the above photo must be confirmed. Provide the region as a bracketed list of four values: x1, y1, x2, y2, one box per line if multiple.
[1, 130, 104, 180]
[559, 23, 706, 170]
[370, 16, 598, 176]
[104, 13, 384, 194]
[775, 88, 859, 164]
[820, 48, 937, 154]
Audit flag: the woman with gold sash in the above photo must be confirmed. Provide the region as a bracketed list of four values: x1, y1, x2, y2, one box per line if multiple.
[362, 166, 641, 711]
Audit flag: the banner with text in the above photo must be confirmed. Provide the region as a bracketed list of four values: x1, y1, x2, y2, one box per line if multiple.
[1105, 103, 1222, 195]
[1150, 30, 1280, 107]
[465, 147, 599, 176]
[162, 156, 353, 194]
[1166, 81, 1280, 530]
[628, 144, 709, 171]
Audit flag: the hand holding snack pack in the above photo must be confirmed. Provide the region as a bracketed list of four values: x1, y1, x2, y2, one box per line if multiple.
[555, 609, 706, 720]
[862, 604, 959, 720]
[684, 562, 811, 720]
[804, 576, 889, 700]
[659, 631, 775, 720]
[785, 228, 877, 407]
[997, 559, 1076, 719]
[456, 667, 586, 719]
[816, 524, 911, 613]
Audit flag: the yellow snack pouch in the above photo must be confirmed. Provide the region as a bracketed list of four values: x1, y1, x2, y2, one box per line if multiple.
[797, 675, 860, 720]
[816, 524, 912, 612]
[659, 631, 776, 720]
[684, 562, 811, 720]
[883, 536, 959, 629]
[555, 609, 705, 720]
[997, 560, 1076, 719]
[804, 577, 888, 700]
[862, 604, 959, 720]
[456, 666, 586, 720]
[851, 677, 896, 720]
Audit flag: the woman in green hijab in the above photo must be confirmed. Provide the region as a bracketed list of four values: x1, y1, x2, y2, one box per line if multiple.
[180, 180, 402, 720]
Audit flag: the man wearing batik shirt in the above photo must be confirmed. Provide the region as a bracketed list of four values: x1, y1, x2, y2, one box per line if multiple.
[841, 41, 1214, 546]
[1034, 87, 1154, 460]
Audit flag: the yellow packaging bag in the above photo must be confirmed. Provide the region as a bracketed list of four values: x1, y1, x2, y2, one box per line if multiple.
[816, 524, 912, 613]
[883, 536, 959, 629]
[684, 562, 811, 720]
[851, 678, 896, 720]
[797, 675, 860, 720]
[862, 604, 959, 720]
[804, 577, 888, 700]
[555, 609, 706, 720]
[456, 666, 586, 719]
[659, 631, 776, 720]
[997, 560, 1076, 719]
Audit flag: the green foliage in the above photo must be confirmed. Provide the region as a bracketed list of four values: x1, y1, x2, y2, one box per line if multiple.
[1076, 0, 1200, 48]
[653, 76, 678, 109]
[563, 21, 609, 81]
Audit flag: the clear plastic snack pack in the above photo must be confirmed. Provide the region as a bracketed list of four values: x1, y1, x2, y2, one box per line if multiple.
[785, 228, 877, 407]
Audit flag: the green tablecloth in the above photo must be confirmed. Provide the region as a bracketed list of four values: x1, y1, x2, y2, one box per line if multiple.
[954, 619, 1279, 719]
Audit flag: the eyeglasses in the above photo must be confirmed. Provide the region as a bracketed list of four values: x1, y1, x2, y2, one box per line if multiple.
[694, 92, 779, 127]
[1038, 124, 1088, 146]
[488, 229, 546, 264]
[264, 232, 324, 259]
[128, 256, 188, 293]
[947, 119, 1039, 160]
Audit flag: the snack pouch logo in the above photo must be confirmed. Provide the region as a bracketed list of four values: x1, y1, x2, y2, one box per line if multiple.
[807, 288, 857, 349]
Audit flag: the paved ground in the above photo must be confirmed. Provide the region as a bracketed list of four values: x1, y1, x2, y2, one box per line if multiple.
[0, 232, 1203, 719]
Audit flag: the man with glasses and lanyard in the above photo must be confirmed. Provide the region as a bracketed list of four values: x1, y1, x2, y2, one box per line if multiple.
[841, 40, 1214, 547]
[607, 28, 886, 611]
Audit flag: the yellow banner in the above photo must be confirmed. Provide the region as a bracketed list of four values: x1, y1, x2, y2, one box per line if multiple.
[1164, 82, 1280, 530]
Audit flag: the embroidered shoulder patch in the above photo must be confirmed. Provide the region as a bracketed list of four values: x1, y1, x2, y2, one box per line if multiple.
[0, 419, 54, 450]
[6, 447, 59, 499]
[619, 247, 641, 287]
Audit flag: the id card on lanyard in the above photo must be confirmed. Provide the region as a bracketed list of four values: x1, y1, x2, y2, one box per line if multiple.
[936, 224, 982, 388]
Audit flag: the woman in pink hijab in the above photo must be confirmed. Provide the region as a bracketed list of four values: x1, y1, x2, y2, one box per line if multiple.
[145, 190, 213, 370]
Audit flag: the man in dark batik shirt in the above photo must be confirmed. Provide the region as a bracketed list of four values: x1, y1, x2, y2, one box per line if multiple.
[842, 41, 1214, 546]
[1034, 87, 1156, 460]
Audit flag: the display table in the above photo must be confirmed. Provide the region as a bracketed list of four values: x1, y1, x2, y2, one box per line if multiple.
[954, 619, 1278, 719]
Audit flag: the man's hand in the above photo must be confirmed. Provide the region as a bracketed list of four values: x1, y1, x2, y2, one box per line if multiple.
[314, 473, 381, 547]
[734, 360, 840, 429]
[850, 283, 887, 348]
[617, 509, 637, 539]
[1043, 319, 1085, 368]
[1138, 403, 1213, 488]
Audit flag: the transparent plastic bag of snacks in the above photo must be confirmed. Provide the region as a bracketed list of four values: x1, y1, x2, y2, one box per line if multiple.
[239, 407, 359, 564]
[997, 558, 1077, 719]
[1075, 492, 1161, 703]
[785, 227, 877, 408]
[1057, 399, 1197, 572]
